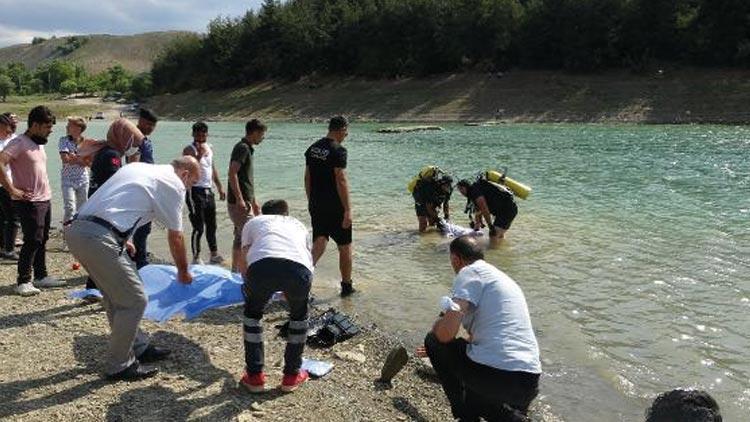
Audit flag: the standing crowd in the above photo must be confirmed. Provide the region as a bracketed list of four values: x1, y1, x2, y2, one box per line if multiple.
[0, 107, 722, 421]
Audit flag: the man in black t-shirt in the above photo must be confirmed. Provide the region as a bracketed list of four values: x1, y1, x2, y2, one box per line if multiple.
[227, 119, 266, 272]
[413, 174, 453, 232]
[456, 178, 517, 241]
[304, 116, 354, 297]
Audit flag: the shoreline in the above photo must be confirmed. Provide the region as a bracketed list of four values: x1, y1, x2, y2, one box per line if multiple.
[0, 233, 562, 421]
[146, 69, 750, 125]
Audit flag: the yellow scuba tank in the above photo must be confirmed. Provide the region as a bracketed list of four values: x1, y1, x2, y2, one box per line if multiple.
[407, 165, 441, 192]
[485, 170, 532, 200]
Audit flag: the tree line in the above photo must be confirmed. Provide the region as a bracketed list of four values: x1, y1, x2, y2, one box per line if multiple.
[0, 60, 153, 102]
[151, 0, 750, 94]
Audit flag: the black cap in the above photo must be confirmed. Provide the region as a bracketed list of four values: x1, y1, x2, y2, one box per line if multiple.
[139, 108, 158, 123]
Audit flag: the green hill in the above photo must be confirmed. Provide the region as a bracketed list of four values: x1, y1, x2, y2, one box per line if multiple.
[0, 31, 192, 73]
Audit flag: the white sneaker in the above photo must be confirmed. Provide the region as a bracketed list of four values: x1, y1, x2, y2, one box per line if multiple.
[192, 257, 205, 265]
[16, 282, 41, 296]
[209, 255, 225, 264]
[33, 276, 66, 288]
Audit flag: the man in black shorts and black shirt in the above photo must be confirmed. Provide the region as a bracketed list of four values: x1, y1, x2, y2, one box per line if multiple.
[413, 174, 453, 232]
[304, 116, 354, 297]
[457, 178, 517, 241]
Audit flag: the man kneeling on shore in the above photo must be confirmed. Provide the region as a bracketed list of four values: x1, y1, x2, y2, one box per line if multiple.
[419, 236, 541, 421]
[238, 199, 313, 393]
[65, 157, 199, 381]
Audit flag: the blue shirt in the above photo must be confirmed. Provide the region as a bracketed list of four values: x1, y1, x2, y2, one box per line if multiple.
[452, 260, 542, 374]
[138, 137, 155, 164]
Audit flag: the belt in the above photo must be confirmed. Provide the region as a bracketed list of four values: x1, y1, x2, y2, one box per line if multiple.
[75, 215, 131, 242]
[192, 186, 213, 192]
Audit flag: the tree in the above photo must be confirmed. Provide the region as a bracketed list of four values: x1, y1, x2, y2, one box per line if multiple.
[34, 60, 77, 92]
[0, 75, 13, 101]
[130, 73, 153, 100]
[59, 79, 78, 96]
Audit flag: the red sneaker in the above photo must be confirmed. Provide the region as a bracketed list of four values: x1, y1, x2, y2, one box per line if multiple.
[280, 370, 309, 392]
[240, 371, 266, 393]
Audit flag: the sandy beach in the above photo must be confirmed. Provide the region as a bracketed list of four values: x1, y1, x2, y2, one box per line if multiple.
[0, 232, 560, 421]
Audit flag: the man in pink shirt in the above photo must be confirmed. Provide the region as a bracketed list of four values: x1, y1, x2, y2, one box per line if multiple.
[0, 106, 65, 296]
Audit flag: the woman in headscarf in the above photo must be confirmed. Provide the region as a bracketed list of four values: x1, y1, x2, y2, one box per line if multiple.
[78, 118, 145, 297]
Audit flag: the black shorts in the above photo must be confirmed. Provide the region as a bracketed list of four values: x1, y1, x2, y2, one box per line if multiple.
[492, 200, 518, 230]
[310, 209, 352, 246]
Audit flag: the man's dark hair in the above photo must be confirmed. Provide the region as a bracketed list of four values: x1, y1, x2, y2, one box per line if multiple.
[192, 121, 208, 133]
[328, 115, 348, 132]
[456, 179, 472, 189]
[645, 389, 721, 422]
[27, 105, 55, 127]
[449, 236, 484, 262]
[261, 199, 289, 216]
[439, 175, 454, 186]
[245, 119, 267, 134]
[139, 108, 158, 123]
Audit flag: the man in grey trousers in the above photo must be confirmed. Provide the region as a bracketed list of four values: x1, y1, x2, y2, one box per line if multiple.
[65, 156, 200, 381]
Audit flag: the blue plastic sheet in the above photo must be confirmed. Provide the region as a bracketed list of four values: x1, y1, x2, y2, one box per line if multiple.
[69, 264, 245, 323]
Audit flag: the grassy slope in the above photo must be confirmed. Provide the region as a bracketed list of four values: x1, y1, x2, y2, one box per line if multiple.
[0, 95, 121, 120]
[0, 31, 191, 73]
[147, 68, 750, 124]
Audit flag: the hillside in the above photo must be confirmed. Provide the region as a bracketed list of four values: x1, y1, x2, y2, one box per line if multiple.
[0, 31, 192, 73]
[147, 68, 750, 124]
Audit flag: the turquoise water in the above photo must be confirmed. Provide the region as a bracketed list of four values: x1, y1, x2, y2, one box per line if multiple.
[43, 121, 749, 420]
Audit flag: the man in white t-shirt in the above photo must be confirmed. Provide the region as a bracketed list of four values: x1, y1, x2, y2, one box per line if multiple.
[418, 235, 542, 421]
[237, 199, 314, 394]
[183, 121, 225, 265]
[64, 157, 200, 381]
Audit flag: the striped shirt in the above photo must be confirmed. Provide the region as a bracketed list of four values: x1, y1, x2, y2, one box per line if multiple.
[59, 136, 89, 188]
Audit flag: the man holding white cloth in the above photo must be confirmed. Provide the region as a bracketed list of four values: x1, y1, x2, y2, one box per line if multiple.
[65, 157, 200, 381]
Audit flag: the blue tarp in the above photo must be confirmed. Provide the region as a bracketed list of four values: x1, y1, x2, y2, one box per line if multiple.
[70, 264, 245, 323]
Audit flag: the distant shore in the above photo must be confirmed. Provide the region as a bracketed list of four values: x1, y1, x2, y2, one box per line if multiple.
[5, 68, 750, 125]
[146, 68, 750, 125]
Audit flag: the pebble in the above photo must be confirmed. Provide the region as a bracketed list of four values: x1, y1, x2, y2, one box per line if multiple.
[334, 351, 367, 363]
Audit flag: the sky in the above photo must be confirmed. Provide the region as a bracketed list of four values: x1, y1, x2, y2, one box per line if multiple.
[0, 0, 264, 47]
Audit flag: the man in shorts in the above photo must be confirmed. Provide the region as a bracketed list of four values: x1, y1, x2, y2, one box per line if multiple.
[304, 116, 354, 297]
[227, 119, 266, 272]
[456, 178, 517, 241]
[413, 173, 453, 232]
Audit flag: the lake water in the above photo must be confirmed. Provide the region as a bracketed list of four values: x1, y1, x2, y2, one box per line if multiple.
[41, 121, 749, 421]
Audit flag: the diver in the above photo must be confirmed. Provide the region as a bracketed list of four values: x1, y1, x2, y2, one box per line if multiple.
[456, 175, 517, 241]
[412, 169, 453, 233]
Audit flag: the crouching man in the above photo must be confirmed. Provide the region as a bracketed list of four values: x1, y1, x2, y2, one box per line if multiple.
[238, 199, 314, 393]
[418, 236, 542, 421]
[64, 157, 199, 381]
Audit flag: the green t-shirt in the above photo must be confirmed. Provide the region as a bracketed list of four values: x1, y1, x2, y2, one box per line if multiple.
[227, 139, 254, 205]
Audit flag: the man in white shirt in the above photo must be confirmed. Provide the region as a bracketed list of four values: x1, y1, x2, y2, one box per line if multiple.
[182, 121, 225, 264]
[64, 157, 200, 381]
[237, 199, 314, 394]
[418, 235, 542, 421]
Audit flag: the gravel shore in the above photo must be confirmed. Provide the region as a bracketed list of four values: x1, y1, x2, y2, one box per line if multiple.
[0, 233, 561, 421]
